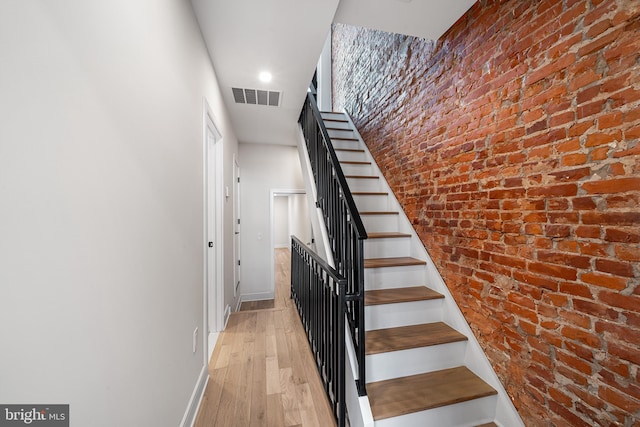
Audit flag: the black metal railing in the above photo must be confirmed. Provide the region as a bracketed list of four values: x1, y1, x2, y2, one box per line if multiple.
[298, 85, 367, 398]
[291, 236, 347, 426]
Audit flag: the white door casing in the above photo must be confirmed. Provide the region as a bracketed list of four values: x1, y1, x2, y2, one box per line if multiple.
[204, 106, 224, 339]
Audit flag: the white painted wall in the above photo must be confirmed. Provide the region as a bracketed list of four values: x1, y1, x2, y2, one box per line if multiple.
[317, 31, 333, 112]
[289, 194, 312, 246]
[239, 143, 304, 300]
[273, 196, 290, 248]
[0, 1, 239, 426]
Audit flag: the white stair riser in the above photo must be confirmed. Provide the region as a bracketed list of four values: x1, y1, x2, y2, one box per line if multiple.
[332, 140, 360, 150]
[373, 395, 498, 427]
[325, 121, 351, 130]
[365, 265, 427, 289]
[341, 163, 374, 176]
[361, 215, 400, 232]
[365, 299, 444, 331]
[353, 194, 390, 211]
[365, 237, 411, 258]
[321, 112, 347, 121]
[347, 178, 383, 192]
[328, 129, 356, 139]
[366, 341, 467, 382]
[337, 151, 368, 162]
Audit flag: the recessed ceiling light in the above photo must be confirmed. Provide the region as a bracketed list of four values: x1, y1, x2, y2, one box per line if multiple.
[259, 71, 272, 83]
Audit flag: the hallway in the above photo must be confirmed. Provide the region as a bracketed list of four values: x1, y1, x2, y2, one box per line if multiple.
[194, 249, 336, 426]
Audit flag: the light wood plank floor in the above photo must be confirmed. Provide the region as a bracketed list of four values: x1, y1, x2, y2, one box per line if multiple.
[194, 248, 336, 427]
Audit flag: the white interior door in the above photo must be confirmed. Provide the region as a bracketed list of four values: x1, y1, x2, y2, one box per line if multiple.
[206, 114, 223, 336]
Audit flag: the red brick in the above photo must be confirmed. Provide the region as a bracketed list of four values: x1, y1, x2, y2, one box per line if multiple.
[601, 356, 630, 377]
[560, 282, 593, 299]
[549, 212, 579, 224]
[537, 251, 591, 269]
[548, 167, 591, 182]
[585, 131, 622, 147]
[514, 271, 558, 291]
[581, 271, 627, 290]
[561, 325, 601, 348]
[605, 228, 640, 243]
[528, 183, 578, 197]
[599, 386, 640, 413]
[615, 245, 640, 262]
[582, 177, 640, 194]
[578, 100, 606, 119]
[575, 225, 600, 238]
[590, 146, 610, 160]
[569, 120, 595, 137]
[598, 111, 623, 129]
[609, 341, 640, 366]
[557, 350, 593, 376]
[557, 240, 579, 253]
[595, 258, 635, 278]
[582, 212, 640, 226]
[559, 308, 592, 329]
[595, 321, 640, 347]
[529, 261, 577, 281]
[561, 153, 588, 166]
[544, 224, 571, 238]
[599, 291, 640, 311]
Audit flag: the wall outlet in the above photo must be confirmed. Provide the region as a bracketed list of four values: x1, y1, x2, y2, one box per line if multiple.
[192, 327, 198, 353]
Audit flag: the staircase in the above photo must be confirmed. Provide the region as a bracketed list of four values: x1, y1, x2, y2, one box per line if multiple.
[320, 111, 520, 427]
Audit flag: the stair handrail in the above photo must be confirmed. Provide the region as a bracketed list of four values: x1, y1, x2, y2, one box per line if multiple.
[298, 83, 367, 398]
[302, 86, 367, 239]
[290, 236, 347, 426]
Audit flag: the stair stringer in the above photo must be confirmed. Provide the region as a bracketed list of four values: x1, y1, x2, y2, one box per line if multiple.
[339, 111, 524, 427]
[295, 124, 375, 427]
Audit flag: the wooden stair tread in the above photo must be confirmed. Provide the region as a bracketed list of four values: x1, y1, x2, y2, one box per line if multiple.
[345, 175, 379, 179]
[364, 257, 426, 268]
[334, 148, 364, 154]
[368, 366, 497, 420]
[365, 286, 443, 306]
[366, 322, 467, 355]
[353, 191, 387, 196]
[367, 232, 411, 239]
[341, 160, 371, 165]
[360, 211, 398, 215]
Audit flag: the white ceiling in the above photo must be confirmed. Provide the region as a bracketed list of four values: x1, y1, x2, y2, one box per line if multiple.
[191, 0, 476, 146]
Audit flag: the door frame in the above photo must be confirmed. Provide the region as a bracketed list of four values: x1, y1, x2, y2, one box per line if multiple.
[269, 189, 306, 297]
[203, 101, 224, 363]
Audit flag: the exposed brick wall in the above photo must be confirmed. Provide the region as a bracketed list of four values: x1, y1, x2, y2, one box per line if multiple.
[332, 1, 640, 425]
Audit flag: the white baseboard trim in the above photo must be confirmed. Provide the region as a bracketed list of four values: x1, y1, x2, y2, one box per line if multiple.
[240, 291, 275, 302]
[179, 365, 209, 427]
